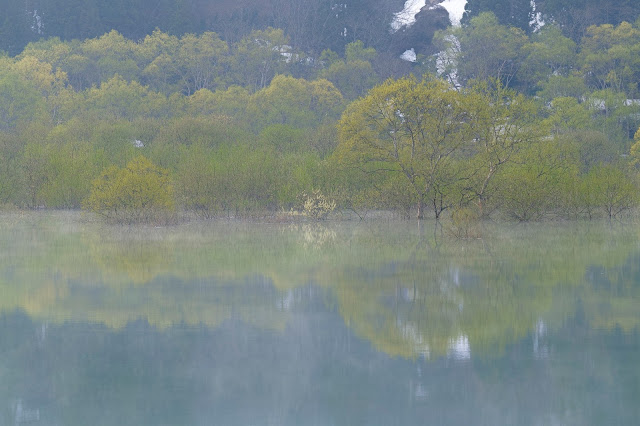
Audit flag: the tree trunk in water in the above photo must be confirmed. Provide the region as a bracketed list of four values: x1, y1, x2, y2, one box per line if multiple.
[417, 199, 425, 220]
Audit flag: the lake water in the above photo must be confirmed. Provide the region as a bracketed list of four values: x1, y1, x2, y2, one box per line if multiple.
[1, 212, 638, 425]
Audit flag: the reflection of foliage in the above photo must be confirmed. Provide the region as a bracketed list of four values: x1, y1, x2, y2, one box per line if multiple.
[85, 227, 174, 284]
[446, 206, 482, 239]
[328, 222, 640, 359]
[0, 213, 639, 360]
[290, 223, 337, 249]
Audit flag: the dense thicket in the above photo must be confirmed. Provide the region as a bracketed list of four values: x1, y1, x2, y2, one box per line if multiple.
[1, 12, 640, 221]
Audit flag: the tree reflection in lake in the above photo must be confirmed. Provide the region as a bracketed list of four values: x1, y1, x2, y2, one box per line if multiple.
[0, 212, 638, 425]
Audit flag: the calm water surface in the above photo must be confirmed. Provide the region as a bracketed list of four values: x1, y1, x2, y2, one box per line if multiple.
[0, 212, 638, 425]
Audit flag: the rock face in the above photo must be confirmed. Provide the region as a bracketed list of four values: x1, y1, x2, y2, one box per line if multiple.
[390, 2, 451, 57]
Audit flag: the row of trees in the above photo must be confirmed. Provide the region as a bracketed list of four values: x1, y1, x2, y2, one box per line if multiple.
[335, 76, 640, 221]
[10, 28, 389, 95]
[6, 0, 640, 59]
[462, 0, 640, 39]
[1, 19, 640, 221]
[436, 13, 640, 99]
[0, 0, 406, 57]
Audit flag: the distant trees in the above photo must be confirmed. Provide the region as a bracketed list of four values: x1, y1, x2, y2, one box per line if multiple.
[536, 0, 640, 41]
[0, 22, 640, 222]
[1, 0, 404, 64]
[463, 0, 640, 39]
[246, 75, 344, 129]
[436, 12, 528, 88]
[462, 0, 534, 32]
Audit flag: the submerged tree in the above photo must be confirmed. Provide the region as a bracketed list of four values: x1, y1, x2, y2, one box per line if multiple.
[470, 82, 546, 214]
[335, 76, 481, 219]
[83, 156, 174, 223]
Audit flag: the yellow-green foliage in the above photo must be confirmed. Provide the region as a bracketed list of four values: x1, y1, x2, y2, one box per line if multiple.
[631, 127, 640, 168]
[448, 205, 482, 239]
[83, 156, 174, 223]
[290, 189, 336, 220]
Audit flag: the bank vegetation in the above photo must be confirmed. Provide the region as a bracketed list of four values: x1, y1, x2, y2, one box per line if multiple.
[2, 14, 640, 222]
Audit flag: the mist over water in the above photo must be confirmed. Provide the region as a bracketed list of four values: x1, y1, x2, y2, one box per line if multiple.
[0, 212, 638, 425]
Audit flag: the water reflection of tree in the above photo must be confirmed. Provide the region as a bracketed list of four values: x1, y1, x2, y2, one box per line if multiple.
[0, 213, 639, 359]
[0, 307, 637, 425]
[326, 222, 640, 359]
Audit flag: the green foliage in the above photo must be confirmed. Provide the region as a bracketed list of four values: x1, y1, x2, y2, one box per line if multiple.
[585, 164, 638, 219]
[84, 75, 169, 120]
[556, 130, 619, 173]
[149, 115, 251, 169]
[495, 139, 579, 221]
[1, 22, 640, 221]
[39, 141, 97, 209]
[233, 28, 290, 92]
[543, 97, 592, 135]
[175, 32, 229, 95]
[441, 12, 529, 88]
[586, 89, 640, 143]
[630, 128, 640, 168]
[518, 25, 577, 93]
[344, 40, 377, 63]
[319, 59, 378, 100]
[469, 82, 546, 214]
[336, 76, 547, 219]
[337, 76, 483, 218]
[20, 142, 50, 208]
[0, 70, 47, 131]
[536, 75, 587, 102]
[447, 205, 482, 238]
[258, 124, 306, 153]
[82, 30, 140, 85]
[579, 22, 640, 96]
[184, 86, 249, 118]
[83, 156, 175, 223]
[462, 0, 533, 32]
[247, 75, 344, 130]
[175, 146, 218, 218]
[89, 120, 139, 168]
[0, 132, 22, 204]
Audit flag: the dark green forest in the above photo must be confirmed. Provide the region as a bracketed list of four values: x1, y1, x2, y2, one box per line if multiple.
[2, 0, 640, 222]
[3, 0, 640, 56]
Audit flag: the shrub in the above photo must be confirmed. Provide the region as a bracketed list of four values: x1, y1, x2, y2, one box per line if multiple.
[290, 189, 336, 220]
[83, 156, 175, 223]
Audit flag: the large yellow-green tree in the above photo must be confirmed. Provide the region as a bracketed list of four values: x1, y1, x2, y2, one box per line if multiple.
[335, 77, 483, 219]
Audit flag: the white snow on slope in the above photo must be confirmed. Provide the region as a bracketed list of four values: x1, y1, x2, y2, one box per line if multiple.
[392, 0, 426, 31]
[392, 0, 467, 31]
[440, 0, 466, 26]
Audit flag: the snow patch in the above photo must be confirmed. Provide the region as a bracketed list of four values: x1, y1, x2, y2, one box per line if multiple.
[435, 34, 461, 87]
[400, 48, 417, 62]
[439, 0, 466, 26]
[392, 0, 426, 32]
[529, 0, 545, 31]
[31, 9, 44, 34]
